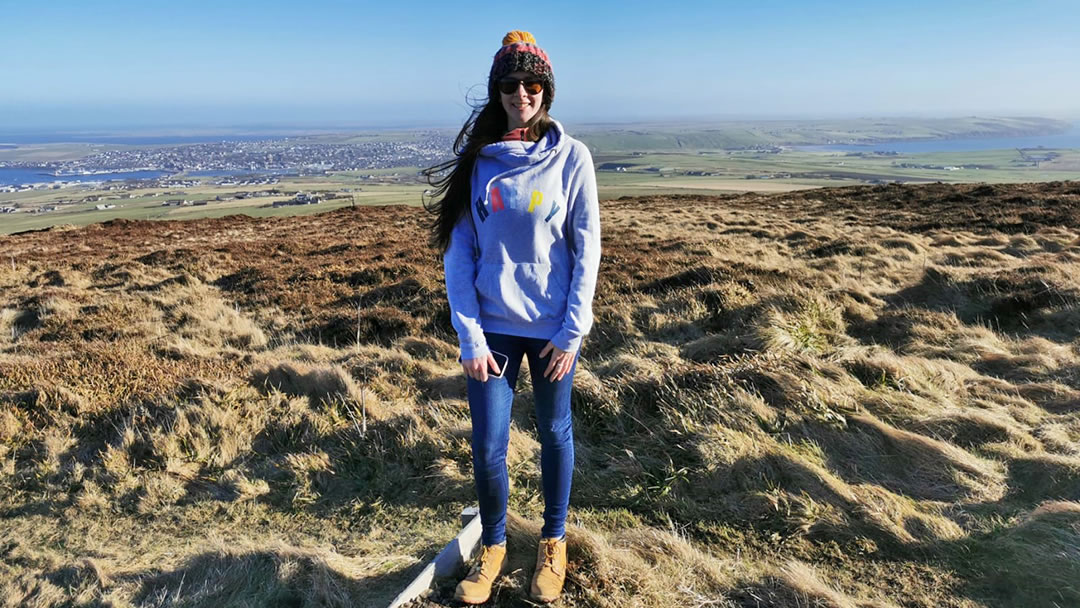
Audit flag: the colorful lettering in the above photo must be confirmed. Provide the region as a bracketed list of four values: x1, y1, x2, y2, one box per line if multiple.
[528, 190, 543, 213]
[475, 196, 489, 222]
[545, 203, 561, 222]
[490, 187, 505, 212]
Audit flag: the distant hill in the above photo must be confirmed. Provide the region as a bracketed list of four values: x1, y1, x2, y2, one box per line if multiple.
[574, 116, 1072, 152]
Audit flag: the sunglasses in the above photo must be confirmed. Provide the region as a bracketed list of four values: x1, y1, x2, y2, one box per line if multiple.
[497, 77, 544, 95]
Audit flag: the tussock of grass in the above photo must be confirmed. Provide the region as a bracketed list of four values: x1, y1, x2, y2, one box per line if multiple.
[0, 307, 35, 345]
[398, 336, 457, 361]
[1005, 454, 1080, 501]
[949, 501, 1080, 605]
[165, 280, 269, 349]
[757, 296, 850, 354]
[912, 408, 1040, 451]
[772, 560, 901, 608]
[251, 360, 365, 408]
[838, 413, 1006, 502]
[123, 540, 394, 608]
[1036, 422, 1080, 456]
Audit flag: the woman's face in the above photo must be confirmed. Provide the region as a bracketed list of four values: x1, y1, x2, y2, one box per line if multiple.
[499, 70, 544, 130]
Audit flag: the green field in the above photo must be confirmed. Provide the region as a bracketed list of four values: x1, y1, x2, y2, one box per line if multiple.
[0, 142, 130, 163]
[0, 176, 428, 235]
[573, 116, 1071, 152]
[590, 148, 1080, 194]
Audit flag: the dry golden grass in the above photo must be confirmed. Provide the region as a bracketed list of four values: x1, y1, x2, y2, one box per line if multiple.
[2, 181, 1080, 606]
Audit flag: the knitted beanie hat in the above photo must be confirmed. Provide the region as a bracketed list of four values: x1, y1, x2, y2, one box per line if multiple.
[489, 30, 555, 106]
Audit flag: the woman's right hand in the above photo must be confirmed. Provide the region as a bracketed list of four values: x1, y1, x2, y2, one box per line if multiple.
[462, 353, 502, 382]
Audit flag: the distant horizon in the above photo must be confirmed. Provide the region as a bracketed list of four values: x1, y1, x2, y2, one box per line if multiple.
[2, 110, 1078, 136]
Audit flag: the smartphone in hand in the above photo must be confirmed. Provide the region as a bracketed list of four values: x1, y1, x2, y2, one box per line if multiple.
[459, 349, 509, 378]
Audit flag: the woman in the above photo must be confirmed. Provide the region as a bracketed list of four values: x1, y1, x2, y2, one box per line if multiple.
[423, 30, 601, 604]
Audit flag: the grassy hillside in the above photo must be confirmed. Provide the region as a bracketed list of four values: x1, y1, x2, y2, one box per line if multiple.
[575, 116, 1072, 152]
[0, 178, 427, 235]
[2, 181, 1080, 607]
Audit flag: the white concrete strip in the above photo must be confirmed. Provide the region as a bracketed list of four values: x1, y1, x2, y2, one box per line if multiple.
[387, 507, 482, 608]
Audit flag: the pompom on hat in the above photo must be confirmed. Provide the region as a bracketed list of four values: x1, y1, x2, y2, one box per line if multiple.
[489, 30, 555, 106]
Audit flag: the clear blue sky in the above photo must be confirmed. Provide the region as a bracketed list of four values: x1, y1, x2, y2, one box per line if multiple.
[3, 0, 1078, 129]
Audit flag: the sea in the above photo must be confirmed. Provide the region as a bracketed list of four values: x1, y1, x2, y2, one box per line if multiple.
[0, 167, 303, 187]
[799, 122, 1080, 154]
[0, 168, 171, 186]
[0, 133, 284, 145]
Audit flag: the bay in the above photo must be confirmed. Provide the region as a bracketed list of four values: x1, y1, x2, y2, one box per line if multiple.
[0, 133, 284, 145]
[0, 167, 299, 187]
[0, 168, 170, 186]
[800, 123, 1080, 154]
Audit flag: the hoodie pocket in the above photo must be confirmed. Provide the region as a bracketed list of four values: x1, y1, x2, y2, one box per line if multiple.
[475, 262, 569, 324]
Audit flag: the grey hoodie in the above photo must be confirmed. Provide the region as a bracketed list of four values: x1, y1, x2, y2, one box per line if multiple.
[443, 120, 600, 359]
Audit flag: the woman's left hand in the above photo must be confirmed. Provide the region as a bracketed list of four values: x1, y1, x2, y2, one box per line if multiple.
[539, 342, 576, 382]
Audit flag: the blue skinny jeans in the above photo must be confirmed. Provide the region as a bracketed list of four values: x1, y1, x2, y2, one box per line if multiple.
[466, 332, 576, 545]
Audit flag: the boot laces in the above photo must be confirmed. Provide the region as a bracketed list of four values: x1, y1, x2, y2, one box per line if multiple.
[541, 539, 558, 569]
[468, 546, 498, 581]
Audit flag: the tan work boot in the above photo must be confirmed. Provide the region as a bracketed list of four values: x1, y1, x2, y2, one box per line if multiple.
[454, 543, 508, 604]
[530, 536, 567, 603]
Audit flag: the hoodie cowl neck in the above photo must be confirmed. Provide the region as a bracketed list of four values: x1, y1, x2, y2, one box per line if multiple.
[479, 120, 565, 168]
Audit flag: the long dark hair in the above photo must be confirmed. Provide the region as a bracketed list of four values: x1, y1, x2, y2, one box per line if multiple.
[423, 87, 554, 253]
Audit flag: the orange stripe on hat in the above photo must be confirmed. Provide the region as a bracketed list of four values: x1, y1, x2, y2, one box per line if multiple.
[502, 30, 535, 45]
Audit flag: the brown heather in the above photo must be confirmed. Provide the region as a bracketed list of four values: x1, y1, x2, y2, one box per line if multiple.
[2, 181, 1080, 607]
